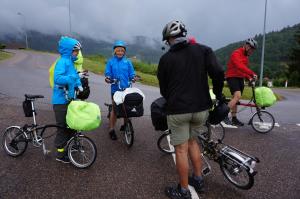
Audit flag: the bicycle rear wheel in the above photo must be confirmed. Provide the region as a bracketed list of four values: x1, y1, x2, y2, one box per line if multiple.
[2, 126, 28, 157]
[124, 120, 134, 147]
[250, 110, 275, 133]
[67, 135, 97, 169]
[157, 131, 175, 154]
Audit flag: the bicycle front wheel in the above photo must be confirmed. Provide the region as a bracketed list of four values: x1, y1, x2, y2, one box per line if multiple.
[220, 157, 254, 190]
[124, 120, 134, 147]
[250, 110, 275, 133]
[2, 126, 28, 157]
[67, 135, 97, 169]
[157, 131, 175, 154]
[210, 123, 225, 141]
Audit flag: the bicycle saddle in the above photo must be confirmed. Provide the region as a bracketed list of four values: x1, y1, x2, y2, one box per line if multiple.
[25, 94, 44, 99]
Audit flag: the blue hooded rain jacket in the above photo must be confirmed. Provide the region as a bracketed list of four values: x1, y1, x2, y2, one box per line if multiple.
[105, 56, 136, 94]
[52, 37, 82, 104]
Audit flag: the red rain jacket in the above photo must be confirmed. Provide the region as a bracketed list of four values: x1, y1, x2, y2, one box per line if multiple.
[225, 47, 256, 80]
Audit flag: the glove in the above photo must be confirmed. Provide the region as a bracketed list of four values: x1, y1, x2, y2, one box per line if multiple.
[253, 74, 258, 80]
[105, 77, 111, 83]
[78, 86, 83, 92]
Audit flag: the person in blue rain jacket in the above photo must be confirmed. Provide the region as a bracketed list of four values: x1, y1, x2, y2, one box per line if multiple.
[104, 40, 136, 140]
[52, 36, 82, 163]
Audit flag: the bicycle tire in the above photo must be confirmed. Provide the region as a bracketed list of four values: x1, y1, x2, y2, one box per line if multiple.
[157, 131, 175, 154]
[210, 123, 225, 141]
[250, 110, 275, 134]
[220, 158, 254, 190]
[2, 126, 28, 157]
[124, 120, 134, 147]
[67, 135, 97, 169]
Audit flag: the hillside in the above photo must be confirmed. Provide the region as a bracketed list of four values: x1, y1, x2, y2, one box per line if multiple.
[215, 23, 300, 80]
[0, 31, 164, 63]
[1, 23, 299, 83]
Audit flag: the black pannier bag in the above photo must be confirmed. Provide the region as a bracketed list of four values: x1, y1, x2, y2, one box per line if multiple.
[150, 97, 168, 131]
[22, 100, 35, 117]
[116, 92, 144, 118]
[77, 77, 90, 100]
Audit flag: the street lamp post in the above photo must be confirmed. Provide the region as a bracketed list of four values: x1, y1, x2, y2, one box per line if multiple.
[259, 0, 268, 86]
[17, 12, 29, 49]
[68, 0, 72, 35]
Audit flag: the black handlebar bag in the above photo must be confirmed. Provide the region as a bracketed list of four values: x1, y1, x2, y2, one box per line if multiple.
[116, 92, 144, 118]
[150, 97, 168, 131]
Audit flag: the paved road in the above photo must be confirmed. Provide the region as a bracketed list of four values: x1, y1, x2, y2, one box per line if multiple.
[0, 50, 299, 199]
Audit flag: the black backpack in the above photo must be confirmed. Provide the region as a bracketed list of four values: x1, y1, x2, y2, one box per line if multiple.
[150, 97, 168, 131]
[77, 77, 90, 100]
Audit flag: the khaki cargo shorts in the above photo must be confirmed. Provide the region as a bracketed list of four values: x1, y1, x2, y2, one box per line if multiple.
[167, 110, 209, 146]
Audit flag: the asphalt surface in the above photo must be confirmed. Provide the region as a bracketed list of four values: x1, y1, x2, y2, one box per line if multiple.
[0, 50, 299, 199]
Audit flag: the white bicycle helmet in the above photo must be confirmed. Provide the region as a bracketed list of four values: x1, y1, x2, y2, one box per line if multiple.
[162, 20, 187, 41]
[245, 38, 257, 49]
[73, 42, 82, 50]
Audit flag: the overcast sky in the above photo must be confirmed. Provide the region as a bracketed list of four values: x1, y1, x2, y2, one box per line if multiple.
[1, 0, 300, 49]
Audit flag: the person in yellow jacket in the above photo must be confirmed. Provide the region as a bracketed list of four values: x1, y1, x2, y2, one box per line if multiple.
[74, 50, 84, 72]
[49, 50, 84, 88]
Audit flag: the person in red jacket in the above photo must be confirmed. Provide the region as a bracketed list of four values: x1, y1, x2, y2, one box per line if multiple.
[224, 38, 258, 126]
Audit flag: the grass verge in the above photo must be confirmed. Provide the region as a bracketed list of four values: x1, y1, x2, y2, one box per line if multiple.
[0, 50, 13, 61]
[83, 55, 282, 100]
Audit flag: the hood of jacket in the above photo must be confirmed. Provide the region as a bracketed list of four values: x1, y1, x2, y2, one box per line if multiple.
[58, 37, 79, 57]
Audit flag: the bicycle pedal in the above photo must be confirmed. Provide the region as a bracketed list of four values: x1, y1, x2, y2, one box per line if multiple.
[202, 167, 211, 176]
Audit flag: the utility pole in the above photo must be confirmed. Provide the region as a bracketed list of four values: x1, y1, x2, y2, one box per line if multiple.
[17, 12, 29, 49]
[259, 0, 268, 86]
[69, 0, 72, 35]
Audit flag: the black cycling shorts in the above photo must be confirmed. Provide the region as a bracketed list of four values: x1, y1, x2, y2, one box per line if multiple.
[227, 77, 244, 95]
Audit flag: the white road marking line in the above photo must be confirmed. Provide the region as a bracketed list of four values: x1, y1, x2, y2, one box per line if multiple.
[167, 135, 200, 199]
[220, 121, 238, 128]
[275, 123, 280, 127]
[297, 124, 300, 127]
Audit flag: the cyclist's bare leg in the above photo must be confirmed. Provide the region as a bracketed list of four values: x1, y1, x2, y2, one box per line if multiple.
[109, 109, 117, 130]
[175, 141, 189, 189]
[188, 138, 202, 177]
[228, 91, 241, 117]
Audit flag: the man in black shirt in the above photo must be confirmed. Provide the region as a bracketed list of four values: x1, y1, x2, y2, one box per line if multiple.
[157, 20, 224, 199]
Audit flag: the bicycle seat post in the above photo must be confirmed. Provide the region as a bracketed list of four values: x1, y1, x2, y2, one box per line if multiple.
[30, 99, 37, 126]
[29, 98, 39, 145]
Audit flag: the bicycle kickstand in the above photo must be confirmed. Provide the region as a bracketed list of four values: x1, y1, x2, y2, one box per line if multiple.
[42, 142, 51, 155]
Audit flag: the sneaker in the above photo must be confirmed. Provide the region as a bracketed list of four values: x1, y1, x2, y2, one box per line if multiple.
[55, 156, 70, 164]
[109, 129, 117, 140]
[232, 117, 244, 126]
[165, 184, 191, 199]
[120, 124, 126, 131]
[188, 176, 204, 193]
[223, 116, 232, 125]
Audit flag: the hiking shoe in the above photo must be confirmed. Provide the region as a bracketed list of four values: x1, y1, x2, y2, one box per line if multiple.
[120, 124, 126, 131]
[232, 117, 244, 126]
[109, 129, 117, 140]
[165, 184, 191, 199]
[55, 155, 70, 164]
[223, 116, 232, 125]
[188, 176, 204, 193]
